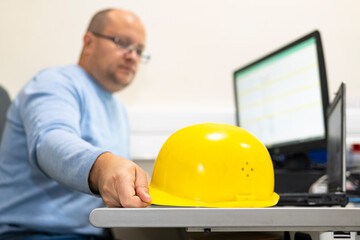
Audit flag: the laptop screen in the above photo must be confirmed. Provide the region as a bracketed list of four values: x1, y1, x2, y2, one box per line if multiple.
[326, 82, 346, 193]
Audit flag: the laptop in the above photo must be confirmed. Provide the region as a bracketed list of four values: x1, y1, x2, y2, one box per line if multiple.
[276, 82, 348, 207]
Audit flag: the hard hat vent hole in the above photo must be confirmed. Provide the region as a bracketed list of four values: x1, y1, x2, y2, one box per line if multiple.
[241, 162, 254, 177]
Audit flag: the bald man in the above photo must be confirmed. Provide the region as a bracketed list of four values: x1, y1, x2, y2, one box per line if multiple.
[0, 9, 151, 239]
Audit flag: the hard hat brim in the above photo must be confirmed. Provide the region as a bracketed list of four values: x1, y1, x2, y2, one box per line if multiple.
[149, 185, 280, 208]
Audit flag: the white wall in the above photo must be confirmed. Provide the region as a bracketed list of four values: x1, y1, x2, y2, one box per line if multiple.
[1, 0, 360, 104]
[1, 0, 360, 163]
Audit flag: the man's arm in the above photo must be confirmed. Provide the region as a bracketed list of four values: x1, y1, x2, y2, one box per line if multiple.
[89, 152, 152, 207]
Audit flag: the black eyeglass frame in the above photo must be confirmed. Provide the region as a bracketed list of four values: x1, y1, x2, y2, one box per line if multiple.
[91, 31, 151, 63]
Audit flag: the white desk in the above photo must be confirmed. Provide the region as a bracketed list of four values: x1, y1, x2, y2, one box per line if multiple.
[90, 207, 360, 240]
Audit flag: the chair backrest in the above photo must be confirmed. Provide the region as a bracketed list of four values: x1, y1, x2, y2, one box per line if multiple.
[0, 85, 11, 145]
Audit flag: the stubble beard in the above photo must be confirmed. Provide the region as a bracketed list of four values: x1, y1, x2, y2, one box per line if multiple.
[107, 69, 135, 92]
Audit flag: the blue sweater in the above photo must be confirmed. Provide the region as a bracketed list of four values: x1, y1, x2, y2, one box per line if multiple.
[0, 65, 130, 235]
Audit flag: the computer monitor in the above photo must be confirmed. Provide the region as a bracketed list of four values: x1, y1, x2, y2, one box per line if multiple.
[233, 30, 329, 169]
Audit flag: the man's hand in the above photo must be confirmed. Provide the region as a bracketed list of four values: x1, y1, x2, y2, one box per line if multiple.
[89, 152, 152, 208]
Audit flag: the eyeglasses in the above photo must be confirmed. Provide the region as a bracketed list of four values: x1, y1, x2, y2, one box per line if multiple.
[91, 31, 151, 63]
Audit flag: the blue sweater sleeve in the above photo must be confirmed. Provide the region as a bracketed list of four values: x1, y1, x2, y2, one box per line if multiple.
[19, 68, 105, 194]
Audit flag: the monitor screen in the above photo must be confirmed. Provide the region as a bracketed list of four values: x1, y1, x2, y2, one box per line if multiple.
[234, 31, 329, 165]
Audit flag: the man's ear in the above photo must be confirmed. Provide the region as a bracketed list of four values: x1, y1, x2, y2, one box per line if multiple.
[82, 32, 94, 53]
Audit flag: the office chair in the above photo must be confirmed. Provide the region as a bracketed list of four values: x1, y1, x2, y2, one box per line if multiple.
[0, 85, 11, 145]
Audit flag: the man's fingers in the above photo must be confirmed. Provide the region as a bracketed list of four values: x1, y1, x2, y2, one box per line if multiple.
[116, 171, 149, 208]
[135, 168, 152, 203]
[99, 177, 122, 208]
[103, 197, 122, 208]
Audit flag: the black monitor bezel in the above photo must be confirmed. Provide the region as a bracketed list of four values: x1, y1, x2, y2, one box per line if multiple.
[233, 30, 329, 156]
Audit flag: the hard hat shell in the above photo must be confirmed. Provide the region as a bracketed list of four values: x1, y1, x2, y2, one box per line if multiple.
[149, 123, 279, 208]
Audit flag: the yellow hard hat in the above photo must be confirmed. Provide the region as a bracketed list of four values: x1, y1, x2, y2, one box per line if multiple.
[149, 123, 279, 208]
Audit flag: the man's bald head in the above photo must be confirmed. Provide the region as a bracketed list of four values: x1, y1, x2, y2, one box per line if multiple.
[86, 9, 112, 33]
[86, 8, 145, 35]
